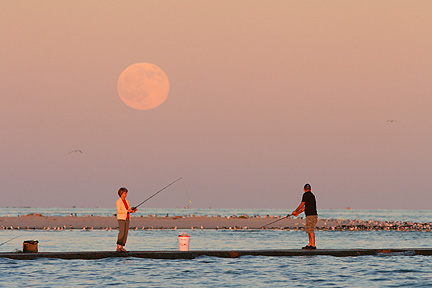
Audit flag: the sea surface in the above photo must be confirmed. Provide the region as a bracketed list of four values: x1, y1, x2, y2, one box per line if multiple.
[1, 208, 431, 287]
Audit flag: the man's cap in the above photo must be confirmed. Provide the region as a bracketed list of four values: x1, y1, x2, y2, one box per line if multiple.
[304, 183, 311, 189]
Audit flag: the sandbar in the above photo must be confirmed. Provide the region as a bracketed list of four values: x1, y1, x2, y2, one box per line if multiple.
[1, 215, 430, 231]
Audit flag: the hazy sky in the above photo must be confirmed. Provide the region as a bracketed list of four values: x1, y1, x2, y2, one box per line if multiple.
[1, 1, 431, 209]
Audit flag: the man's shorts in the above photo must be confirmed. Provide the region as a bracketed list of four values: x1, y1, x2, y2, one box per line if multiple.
[305, 215, 318, 234]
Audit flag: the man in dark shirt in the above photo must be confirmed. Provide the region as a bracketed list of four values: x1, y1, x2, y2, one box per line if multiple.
[292, 183, 318, 249]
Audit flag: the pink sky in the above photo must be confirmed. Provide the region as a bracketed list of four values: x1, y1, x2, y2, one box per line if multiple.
[1, 1, 431, 209]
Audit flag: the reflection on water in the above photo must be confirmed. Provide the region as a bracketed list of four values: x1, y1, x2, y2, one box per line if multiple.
[2, 229, 432, 253]
[1, 251, 431, 288]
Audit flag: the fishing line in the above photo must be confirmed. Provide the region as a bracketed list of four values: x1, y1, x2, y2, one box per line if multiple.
[260, 214, 291, 229]
[182, 180, 193, 207]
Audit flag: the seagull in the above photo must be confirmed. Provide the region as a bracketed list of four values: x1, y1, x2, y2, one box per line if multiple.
[68, 150, 83, 154]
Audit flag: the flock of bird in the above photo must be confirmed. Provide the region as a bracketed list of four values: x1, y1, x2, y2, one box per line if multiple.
[1, 217, 430, 232]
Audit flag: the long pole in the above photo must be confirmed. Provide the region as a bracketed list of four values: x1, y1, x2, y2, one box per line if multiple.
[132, 177, 183, 210]
[260, 214, 291, 229]
[0, 236, 20, 247]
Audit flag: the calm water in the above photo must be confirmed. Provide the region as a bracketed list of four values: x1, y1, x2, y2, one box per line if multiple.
[1, 208, 431, 287]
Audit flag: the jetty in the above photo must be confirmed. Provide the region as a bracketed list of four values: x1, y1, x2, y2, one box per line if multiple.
[1, 248, 431, 260]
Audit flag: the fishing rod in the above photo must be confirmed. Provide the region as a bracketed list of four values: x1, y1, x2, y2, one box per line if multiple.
[260, 214, 291, 229]
[132, 177, 183, 210]
[0, 236, 20, 247]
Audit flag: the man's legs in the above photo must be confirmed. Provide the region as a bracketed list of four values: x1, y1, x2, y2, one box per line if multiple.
[308, 232, 315, 247]
[305, 215, 317, 249]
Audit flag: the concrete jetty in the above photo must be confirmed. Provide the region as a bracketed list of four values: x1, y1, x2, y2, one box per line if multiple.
[1, 248, 431, 260]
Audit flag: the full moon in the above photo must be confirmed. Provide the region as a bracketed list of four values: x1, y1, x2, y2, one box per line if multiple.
[117, 63, 170, 110]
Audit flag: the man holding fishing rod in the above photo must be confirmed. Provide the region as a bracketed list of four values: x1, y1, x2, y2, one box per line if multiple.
[116, 187, 137, 252]
[292, 183, 318, 250]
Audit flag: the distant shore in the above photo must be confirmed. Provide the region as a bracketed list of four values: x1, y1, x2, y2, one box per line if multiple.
[1, 214, 430, 231]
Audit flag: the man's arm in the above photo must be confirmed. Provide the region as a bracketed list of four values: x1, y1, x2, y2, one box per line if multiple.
[292, 202, 305, 217]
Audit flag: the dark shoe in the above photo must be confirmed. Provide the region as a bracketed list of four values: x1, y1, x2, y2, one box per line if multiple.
[302, 245, 317, 250]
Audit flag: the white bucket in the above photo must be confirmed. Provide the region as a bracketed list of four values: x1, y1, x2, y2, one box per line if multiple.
[178, 232, 190, 251]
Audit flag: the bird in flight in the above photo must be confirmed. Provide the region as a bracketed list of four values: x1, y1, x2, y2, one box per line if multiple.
[68, 150, 83, 154]
[386, 120, 397, 123]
